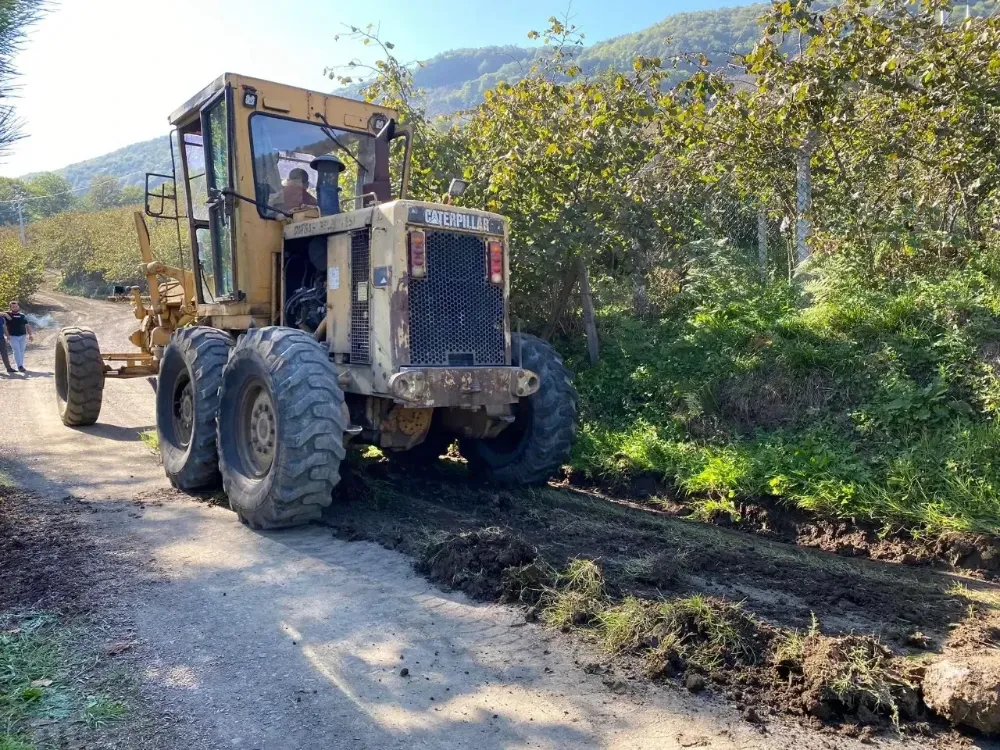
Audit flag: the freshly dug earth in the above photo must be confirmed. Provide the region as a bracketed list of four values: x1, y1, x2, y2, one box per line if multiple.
[797, 635, 921, 725]
[327, 454, 1000, 740]
[0, 485, 107, 613]
[417, 527, 536, 599]
[572, 474, 1000, 579]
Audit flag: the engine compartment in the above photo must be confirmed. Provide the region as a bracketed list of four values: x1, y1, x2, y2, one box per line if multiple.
[283, 236, 327, 333]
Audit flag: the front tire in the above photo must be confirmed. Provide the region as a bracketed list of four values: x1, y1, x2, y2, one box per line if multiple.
[157, 327, 233, 490]
[217, 328, 347, 529]
[55, 327, 105, 426]
[460, 333, 577, 485]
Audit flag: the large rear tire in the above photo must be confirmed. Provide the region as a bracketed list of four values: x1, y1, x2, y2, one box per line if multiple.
[217, 327, 347, 529]
[460, 334, 577, 485]
[55, 327, 105, 427]
[157, 327, 233, 490]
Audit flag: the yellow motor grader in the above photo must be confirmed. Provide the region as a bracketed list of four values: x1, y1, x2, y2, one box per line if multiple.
[55, 73, 577, 528]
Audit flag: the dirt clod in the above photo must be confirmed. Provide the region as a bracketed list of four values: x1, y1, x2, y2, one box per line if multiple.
[799, 635, 918, 725]
[923, 656, 1000, 734]
[685, 673, 707, 693]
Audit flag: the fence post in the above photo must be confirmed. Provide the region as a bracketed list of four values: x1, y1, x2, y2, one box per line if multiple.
[757, 204, 768, 279]
[795, 130, 817, 272]
[577, 256, 600, 365]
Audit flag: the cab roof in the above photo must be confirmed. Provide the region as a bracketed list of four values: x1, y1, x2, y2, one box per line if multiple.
[168, 73, 398, 130]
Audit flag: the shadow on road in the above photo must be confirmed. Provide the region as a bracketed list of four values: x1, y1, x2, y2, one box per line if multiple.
[76, 423, 156, 442]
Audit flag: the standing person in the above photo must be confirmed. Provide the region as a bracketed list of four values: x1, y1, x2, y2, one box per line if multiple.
[2, 301, 32, 373]
[0, 311, 12, 374]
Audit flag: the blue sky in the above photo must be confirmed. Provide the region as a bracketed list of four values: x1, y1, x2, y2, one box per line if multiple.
[0, 0, 747, 178]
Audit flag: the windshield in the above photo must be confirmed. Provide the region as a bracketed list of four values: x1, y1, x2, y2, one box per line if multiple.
[250, 114, 376, 219]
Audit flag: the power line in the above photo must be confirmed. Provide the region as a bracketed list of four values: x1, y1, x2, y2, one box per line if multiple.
[0, 169, 149, 205]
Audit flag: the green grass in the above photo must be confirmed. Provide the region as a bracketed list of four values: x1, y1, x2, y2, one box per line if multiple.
[138, 430, 159, 452]
[540, 559, 606, 629]
[83, 696, 127, 728]
[0, 614, 127, 746]
[565, 247, 1000, 536]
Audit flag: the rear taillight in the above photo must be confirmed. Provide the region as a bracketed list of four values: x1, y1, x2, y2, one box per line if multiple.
[488, 240, 503, 285]
[409, 230, 426, 278]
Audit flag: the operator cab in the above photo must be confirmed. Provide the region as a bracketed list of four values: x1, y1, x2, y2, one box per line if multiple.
[145, 73, 407, 330]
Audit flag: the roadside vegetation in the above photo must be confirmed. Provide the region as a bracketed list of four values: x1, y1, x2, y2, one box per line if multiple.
[26, 206, 186, 296]
[338, 0, 1000, 536]
[0, 613, 127, 748]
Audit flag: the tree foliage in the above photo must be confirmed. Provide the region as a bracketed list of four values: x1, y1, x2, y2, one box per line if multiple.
[0, 0, 42, 157]
[332, 2, 1000, 533]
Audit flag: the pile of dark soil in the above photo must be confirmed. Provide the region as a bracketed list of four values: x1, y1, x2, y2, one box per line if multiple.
[416, 527, 536, 599]
[0, 486, 106, 614]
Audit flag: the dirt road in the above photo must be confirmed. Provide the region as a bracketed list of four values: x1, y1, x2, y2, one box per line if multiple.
[0, 290, 968, 748]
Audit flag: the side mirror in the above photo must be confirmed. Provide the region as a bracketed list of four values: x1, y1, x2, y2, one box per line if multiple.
[145, 172, 178, 219]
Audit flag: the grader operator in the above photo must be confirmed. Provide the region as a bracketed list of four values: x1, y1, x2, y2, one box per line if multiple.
[54, 73, 578, 529]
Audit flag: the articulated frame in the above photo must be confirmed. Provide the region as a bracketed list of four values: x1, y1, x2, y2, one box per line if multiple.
[101, 212, 197, 380]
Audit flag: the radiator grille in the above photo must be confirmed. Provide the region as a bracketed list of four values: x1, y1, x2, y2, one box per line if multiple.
[350, 229, 370, 364]
[409, 231, 505, 367]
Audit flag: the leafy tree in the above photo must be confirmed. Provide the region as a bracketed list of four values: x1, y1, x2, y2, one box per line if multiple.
[0, 0, 42, 159]
[0, 176, 26, 225]
[84, 175, 124, 211]
[119, 184, 144, 206]
[24, 172, 74, 218]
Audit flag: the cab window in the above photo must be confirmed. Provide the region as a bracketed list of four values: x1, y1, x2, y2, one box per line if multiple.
[249, 114, 377, 219]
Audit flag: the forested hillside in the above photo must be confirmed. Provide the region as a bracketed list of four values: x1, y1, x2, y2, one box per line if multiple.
[25, 135, 171, 190]
[32, 1, 996, 185]
[30, 1, 777, 185]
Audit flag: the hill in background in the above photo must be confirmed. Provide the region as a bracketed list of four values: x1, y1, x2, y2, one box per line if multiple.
[28, 0, 992, 190]
[32, 2, 771, 190]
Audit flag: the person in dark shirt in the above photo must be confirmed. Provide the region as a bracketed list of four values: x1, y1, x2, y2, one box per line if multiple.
[0, 313, 12, 374]
[281, 168, 318, 210]
[1, 301, 32, 372]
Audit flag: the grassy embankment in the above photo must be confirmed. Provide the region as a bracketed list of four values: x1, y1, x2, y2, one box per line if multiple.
[566, 245, 1000, 535]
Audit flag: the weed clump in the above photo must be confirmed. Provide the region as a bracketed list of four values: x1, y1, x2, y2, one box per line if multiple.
[541, 559, 607, 629]
[538, 561, 769, 674]
[784, 634, 920, 725]
[643, 595, 768, 676]
[500, 560, 555, 605]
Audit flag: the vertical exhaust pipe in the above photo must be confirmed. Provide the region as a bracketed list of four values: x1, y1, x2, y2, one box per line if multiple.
[310, 156, 345, 216]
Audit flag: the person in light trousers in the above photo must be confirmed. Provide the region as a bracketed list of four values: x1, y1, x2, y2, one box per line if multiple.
[1, 301, 33, 372]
